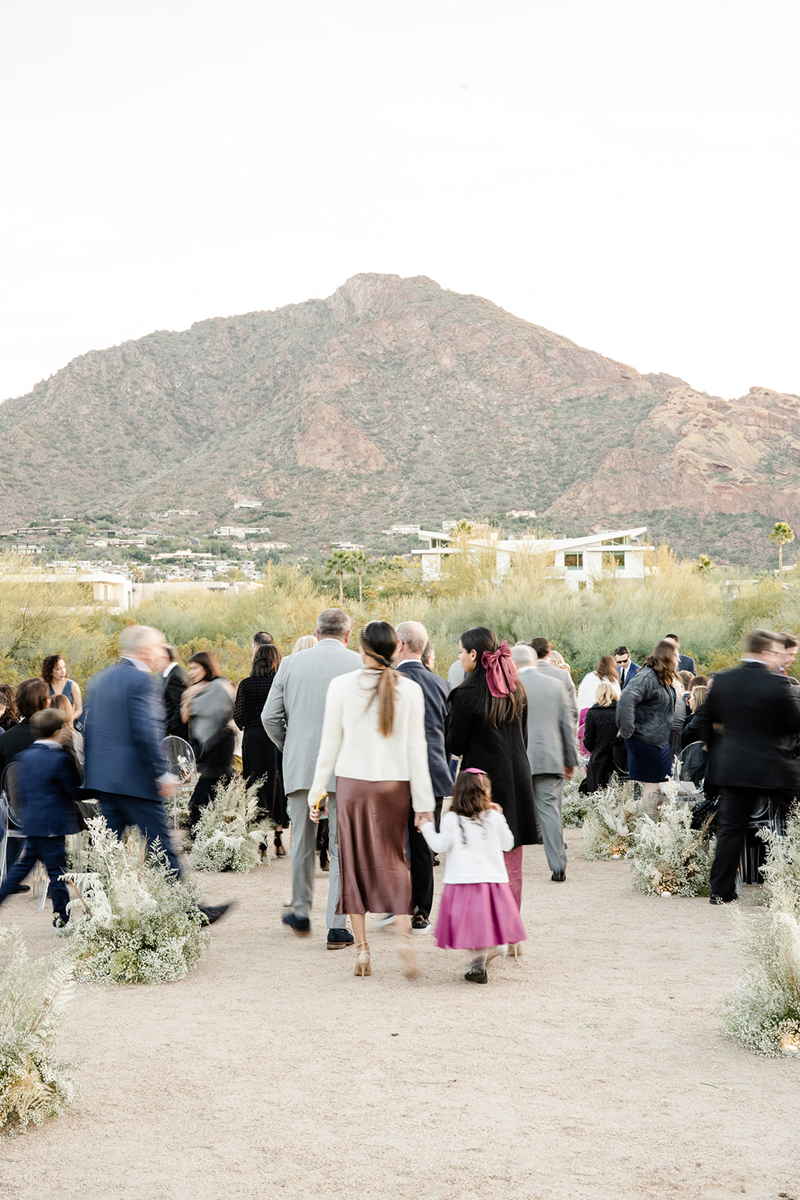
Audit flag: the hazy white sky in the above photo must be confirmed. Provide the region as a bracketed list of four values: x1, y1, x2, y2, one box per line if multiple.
[2, 0, 798, 402]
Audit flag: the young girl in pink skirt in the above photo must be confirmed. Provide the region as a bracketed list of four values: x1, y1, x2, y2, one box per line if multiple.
[420, 768, 527, 983]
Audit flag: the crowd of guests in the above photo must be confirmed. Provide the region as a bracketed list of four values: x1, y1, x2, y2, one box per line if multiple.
[1, 620, 799, 981]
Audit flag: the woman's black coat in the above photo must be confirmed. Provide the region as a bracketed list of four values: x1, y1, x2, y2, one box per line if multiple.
[580, 701, 621, 794]
[446, 682, 537, 847]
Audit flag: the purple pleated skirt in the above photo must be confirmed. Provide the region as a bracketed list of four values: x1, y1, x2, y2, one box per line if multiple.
[434, 881, 527, 950]
[335, 777, 412, 916]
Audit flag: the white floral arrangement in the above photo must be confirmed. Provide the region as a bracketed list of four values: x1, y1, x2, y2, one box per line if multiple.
[627, 800, 714, 897]
[0, 928, 75, 1132]
[759, 806, 800, 918]
[63, 818, 210, 985]
[721, 908, 800, 1057]
[721, 806, 800, 1056]
[189, 773, 271, 874]
[582, 781, 644, 860]
[562, 770, 590, 827]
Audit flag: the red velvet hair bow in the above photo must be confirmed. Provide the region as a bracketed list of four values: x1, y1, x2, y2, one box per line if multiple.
[481, 641, 519, 698]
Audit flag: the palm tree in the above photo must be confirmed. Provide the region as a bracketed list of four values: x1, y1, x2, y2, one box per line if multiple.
[349, 549, 370, 605]
[325, 549, 352, 603]
[768, 522, 795, 573]
[694, 554, 713, 573]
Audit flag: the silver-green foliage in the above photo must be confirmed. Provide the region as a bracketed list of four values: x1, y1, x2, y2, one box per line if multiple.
[627, 801, 714, 897]
[64, 818, 209, 985]
[721, 909, 800, 1056]
[759, 806, 800, 918]
[721, 807, 800, 1056]
[562, 771, 590, 827]
[0, 929, 75, 1132]
[582, 781, 644, 860]
[189, 773, 271, 874]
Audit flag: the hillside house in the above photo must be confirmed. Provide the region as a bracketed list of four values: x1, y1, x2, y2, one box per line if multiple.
[413, 527, 652, 590]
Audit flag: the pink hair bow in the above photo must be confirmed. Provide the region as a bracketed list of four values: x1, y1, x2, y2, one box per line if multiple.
[481, 641, 519, 698]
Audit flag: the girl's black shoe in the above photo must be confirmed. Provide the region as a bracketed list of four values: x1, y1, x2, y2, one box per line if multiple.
[464, 965, 488, 984]
[274, 831, 286, 857]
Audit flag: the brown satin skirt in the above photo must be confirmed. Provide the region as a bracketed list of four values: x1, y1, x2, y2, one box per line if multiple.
[335, 777, 412, 915]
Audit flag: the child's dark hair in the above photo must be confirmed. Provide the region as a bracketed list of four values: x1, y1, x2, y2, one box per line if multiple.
[451, 769, 493, 820]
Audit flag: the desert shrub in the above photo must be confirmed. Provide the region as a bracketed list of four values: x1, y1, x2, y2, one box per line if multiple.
[0, 929, 75, 1132]
[64, 818, 209, 984]
[627, 800, 714, 897]
[189, 774, 270, 873]
[721, 909, 800, 1056]
[583, 781, 644, 860]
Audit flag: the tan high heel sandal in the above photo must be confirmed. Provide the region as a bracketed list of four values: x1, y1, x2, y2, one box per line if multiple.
[354, 942, 371, 977]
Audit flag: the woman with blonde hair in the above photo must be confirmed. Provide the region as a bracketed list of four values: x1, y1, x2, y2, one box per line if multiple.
[308, 620, 435, 979]
[577, 655, 620, 753]
[292, 635, 316, 654]
[616, 640, 679, 801]
[580, 680, 622, 794]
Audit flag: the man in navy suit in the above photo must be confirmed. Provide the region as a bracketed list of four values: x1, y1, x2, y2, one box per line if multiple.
[614, 646, 640, 689]
[84, 625, 230, 922]
[664, 634, 696, 676]
[0, 708, 81, 926]
[394, 621, 452, 933]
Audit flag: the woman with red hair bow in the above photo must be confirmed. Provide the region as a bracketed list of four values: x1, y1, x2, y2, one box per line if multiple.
[446, 626, 537, 916]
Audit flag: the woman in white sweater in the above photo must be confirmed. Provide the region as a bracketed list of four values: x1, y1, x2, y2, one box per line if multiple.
[309, 620, 435, 979]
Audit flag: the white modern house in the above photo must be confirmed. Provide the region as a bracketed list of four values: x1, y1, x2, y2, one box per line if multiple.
[412, 526, 652, 590]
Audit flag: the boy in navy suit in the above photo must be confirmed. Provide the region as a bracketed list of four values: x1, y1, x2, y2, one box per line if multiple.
[0, 708, 82, 927]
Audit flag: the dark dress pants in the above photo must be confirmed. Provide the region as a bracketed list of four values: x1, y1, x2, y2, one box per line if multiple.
[96, 792, 183, 878]
[408, 801, 440, 920]
[710, 786, 762, 900]
[0, 836, 70, 920]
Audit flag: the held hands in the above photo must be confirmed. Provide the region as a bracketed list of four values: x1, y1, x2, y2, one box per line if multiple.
[159, 779, 180, 799]
[309, 793, 327, 823]
[414, 811, 434, 828]
[564, 766, 576, 781]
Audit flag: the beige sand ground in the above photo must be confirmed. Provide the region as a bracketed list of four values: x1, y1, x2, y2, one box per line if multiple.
[1, 832, 798, 1200]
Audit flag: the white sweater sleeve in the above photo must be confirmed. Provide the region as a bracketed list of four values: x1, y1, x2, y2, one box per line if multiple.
[407, 681, 436, 814]
[308, 677, 345, 801]
[420, 812, 457, 854]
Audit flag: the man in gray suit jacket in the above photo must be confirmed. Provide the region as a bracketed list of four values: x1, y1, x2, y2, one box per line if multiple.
[530, 636, 579, 732]
[513, 643, 580, 881]
[262, 608, 361, 947]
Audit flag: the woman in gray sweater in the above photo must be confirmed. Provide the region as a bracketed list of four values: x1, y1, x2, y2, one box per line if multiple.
[616, 640, 679, 804]
[181, 650, 236, 832]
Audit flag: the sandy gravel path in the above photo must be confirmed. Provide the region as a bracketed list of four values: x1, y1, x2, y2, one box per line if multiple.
[1, 832, 797, 1200]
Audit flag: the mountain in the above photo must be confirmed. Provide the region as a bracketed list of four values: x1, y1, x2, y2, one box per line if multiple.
[0, 273, 796, 564]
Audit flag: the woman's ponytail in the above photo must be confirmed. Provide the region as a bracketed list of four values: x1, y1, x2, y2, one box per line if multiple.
[360, 621, 399, 737]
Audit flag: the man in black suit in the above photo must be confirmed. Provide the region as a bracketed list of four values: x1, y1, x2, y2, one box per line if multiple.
[693, 629, 800, 904]
[664, 634, 696, 675]
[155, 644, 190, 740]
[394, 620, 452, 934]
